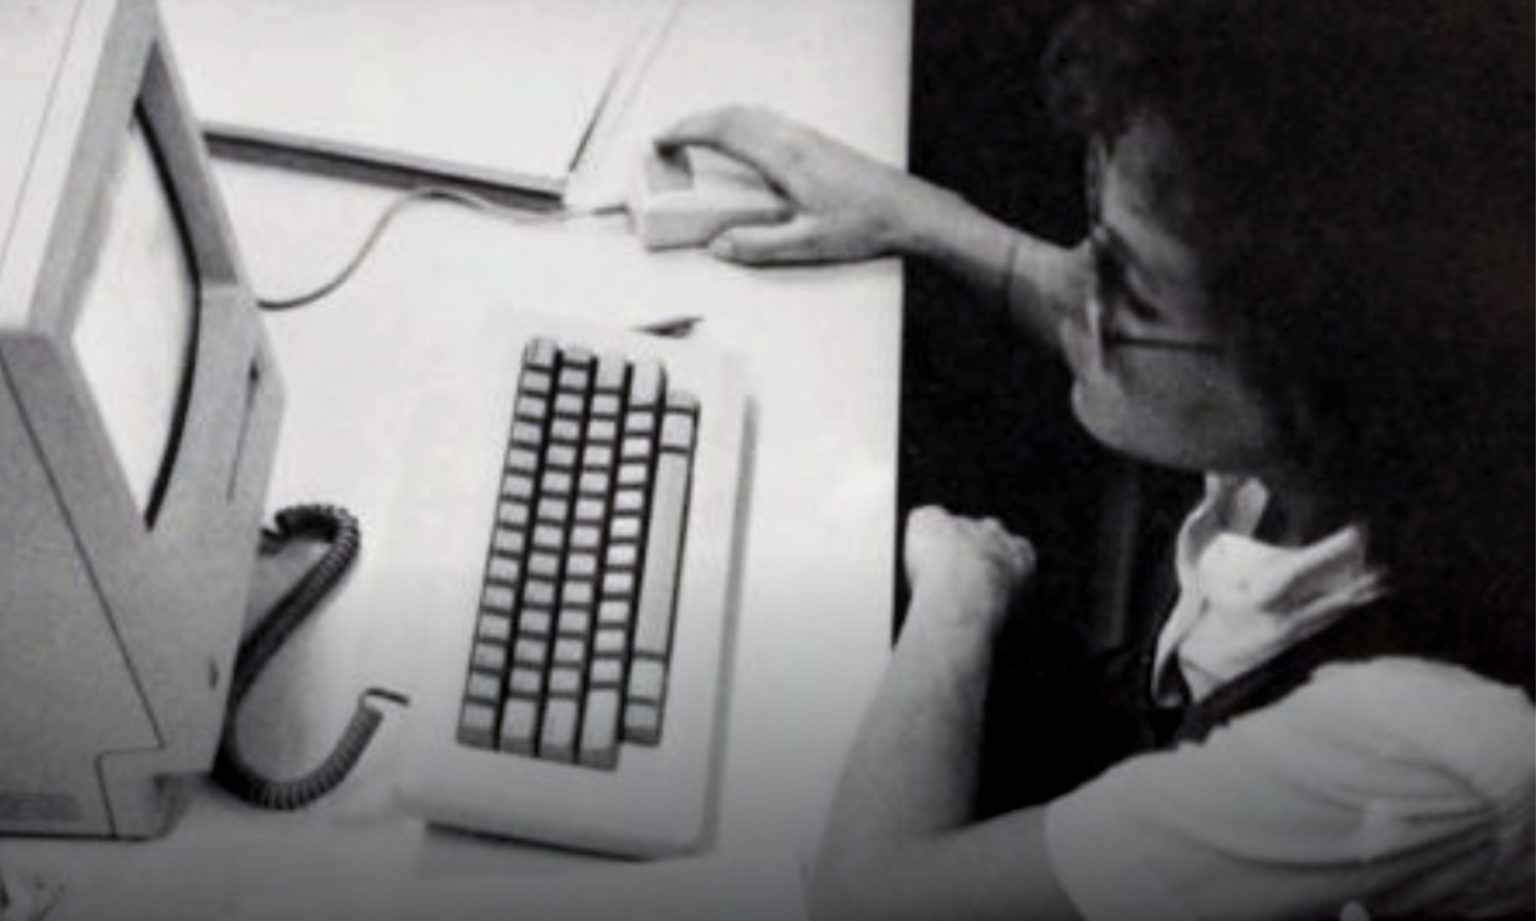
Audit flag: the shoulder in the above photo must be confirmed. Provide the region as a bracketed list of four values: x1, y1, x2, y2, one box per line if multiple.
[1277, 657, 1533, 798]
[1043, 658, 1534, 921]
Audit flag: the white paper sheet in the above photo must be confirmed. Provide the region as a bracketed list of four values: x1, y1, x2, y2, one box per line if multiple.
[161, 0, 679, 196]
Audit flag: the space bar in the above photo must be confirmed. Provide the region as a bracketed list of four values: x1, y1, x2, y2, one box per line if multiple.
[633, 453, 690, 660]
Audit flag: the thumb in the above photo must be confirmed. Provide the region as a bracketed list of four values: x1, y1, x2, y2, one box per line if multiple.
[710, 216, 829, 265]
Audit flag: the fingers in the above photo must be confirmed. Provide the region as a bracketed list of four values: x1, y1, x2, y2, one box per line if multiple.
[655, 105, 811, 193]
[903, 505, 1037, 587]
[709, 216, 833, 265]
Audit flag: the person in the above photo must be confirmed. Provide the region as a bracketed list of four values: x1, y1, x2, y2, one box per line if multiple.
[657, 0, 1534, 918]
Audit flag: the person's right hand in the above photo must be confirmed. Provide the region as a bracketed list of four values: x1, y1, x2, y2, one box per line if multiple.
[655, 106, 951, 265]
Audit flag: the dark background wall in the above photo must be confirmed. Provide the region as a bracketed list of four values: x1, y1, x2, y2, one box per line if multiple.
[897, 0, 1194, 646]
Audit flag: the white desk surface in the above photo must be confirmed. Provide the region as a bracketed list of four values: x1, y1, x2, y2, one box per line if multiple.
[0, 1, 910, 918]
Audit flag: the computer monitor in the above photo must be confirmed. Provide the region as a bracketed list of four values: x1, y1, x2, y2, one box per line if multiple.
[0, 0, 282, 837]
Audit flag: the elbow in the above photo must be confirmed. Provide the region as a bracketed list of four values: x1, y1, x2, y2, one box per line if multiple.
[806, 851, 902, 921]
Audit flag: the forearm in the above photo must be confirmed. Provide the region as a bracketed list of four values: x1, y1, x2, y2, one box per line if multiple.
[819, 586, 996, 846]
[808, 586, 997, 919]
[808, 585, 1078, 921]
[897, 186, 1085, 353]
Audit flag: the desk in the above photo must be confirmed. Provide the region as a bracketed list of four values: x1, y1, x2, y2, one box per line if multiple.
[0, 1, 910, 918]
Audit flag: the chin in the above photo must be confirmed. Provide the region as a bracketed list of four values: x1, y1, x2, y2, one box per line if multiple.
[1070, 381, 1220, 473]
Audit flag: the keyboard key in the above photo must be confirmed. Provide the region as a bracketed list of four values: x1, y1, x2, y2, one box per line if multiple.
[519, 368, 552, 397]
[524, 578, 556, 606]
[628, 659, 666, 704]
[513, 637, 548, 667]
[524, 338, 557, 369]
[575, 497, 606, 523]
[623, 702, 662, 745]
[613, 489, 644, 514]
[553, 637, 587, 669]
[550, 418, 582, 443]
[661, 413, 695, 453]
[548, 667, 584, 698]
[606, 543, 638, 570]
[541, 698, 579, 762]
[553, 393, 585, 418]
[515, 395, 548, 422]
[482, 584, 516, 614]
[557, 607, 592, 636]
[624, 409, 657, 436]
[561, 580, 595, 608]
[506, 446, 539, 473]
[570, 524, 602, 550]
[471, 642, 507, 673]
[528, 551, 561, 579]
[499, 699, 539, 754]
[586, 418, 618, 443]
[532, 524, 564, 551]
[634, 453, 689, 660]
[602, 570, 636, 598]
[621, 435, 653, 462]
[557, 367, 590, 393]
[501, 473, 534, 501]
[578, 471, 609, 496]
[579, 689, 620, 768]
[510, 421, 543, 448]
[590, 658, 623, 687]
[567, 552, 598, 579]
[545, 443, 577, 470]
[597, 599, 632, 629]
[536, 497, 570, 524]
[595, 353, 627, 392]
[617, 463, 649, 488]
[518, 608, 553, 637]
[668, 389, 700, 415]
[496, 501, 530, 529]
[590, 393, 622, 418]
[594, 628, 628, 657]
[629, 361, 663, 408]
[477, 613, 513, 643]
[540, 470, 573, 496]
[582, 444, 615, 469]
[464, 672, 501, 703]
[458, 702, 496, 748]
[507, 667, 544, 698]
[610, 516, 642, 542]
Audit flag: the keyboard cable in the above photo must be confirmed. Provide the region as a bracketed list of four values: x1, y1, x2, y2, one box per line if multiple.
[253, 185, 701, 337]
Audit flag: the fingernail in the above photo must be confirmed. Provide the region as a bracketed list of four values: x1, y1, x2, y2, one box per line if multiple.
[709, 236, 735, 259]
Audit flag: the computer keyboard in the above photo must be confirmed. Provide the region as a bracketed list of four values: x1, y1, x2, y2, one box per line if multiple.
[460, 338, 698, 766]
[396, 323, 749, 857]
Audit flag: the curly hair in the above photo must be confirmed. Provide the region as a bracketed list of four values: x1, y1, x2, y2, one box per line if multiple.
[1044, 0, 1533, 689]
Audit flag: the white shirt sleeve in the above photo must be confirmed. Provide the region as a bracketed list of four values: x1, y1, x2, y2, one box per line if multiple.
[1043, 659, 1534, 921]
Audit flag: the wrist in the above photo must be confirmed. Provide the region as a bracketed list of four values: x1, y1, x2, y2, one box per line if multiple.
[892, 183, 989, 261]
[905, 578, 1011, 649]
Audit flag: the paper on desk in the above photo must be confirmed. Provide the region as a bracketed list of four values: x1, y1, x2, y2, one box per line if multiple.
[218, 851, 809, 921]
[161, 0, 681, 197]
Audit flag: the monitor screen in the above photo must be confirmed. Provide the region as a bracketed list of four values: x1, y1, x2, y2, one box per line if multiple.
[72, 112, 196, 523]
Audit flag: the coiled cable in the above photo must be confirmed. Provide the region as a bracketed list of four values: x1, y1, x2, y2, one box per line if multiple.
[212, 503, 408, 810]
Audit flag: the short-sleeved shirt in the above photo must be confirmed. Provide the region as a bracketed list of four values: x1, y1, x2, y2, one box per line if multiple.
[1043, 477, 1536, 921]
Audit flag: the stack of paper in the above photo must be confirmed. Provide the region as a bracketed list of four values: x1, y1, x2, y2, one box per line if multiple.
[162, 0, 681, 198]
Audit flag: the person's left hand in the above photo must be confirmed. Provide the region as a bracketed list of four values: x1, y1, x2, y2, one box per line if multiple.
[903, 506, 1035, 638]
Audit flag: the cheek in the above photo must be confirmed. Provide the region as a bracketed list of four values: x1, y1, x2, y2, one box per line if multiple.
[1070, 359, 1280, 472]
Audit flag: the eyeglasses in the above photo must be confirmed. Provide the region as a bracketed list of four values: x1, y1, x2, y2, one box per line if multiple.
[1086, 232, 1226, 356]
[1083, 146, 1225, 357]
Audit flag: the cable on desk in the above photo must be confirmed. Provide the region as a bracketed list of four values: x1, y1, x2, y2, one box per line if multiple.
[256, 186, 626, 311]
[213, 503, 409, 811]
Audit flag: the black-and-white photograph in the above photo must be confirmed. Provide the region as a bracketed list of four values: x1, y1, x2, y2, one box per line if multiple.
[1, 1, 1529, 919]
